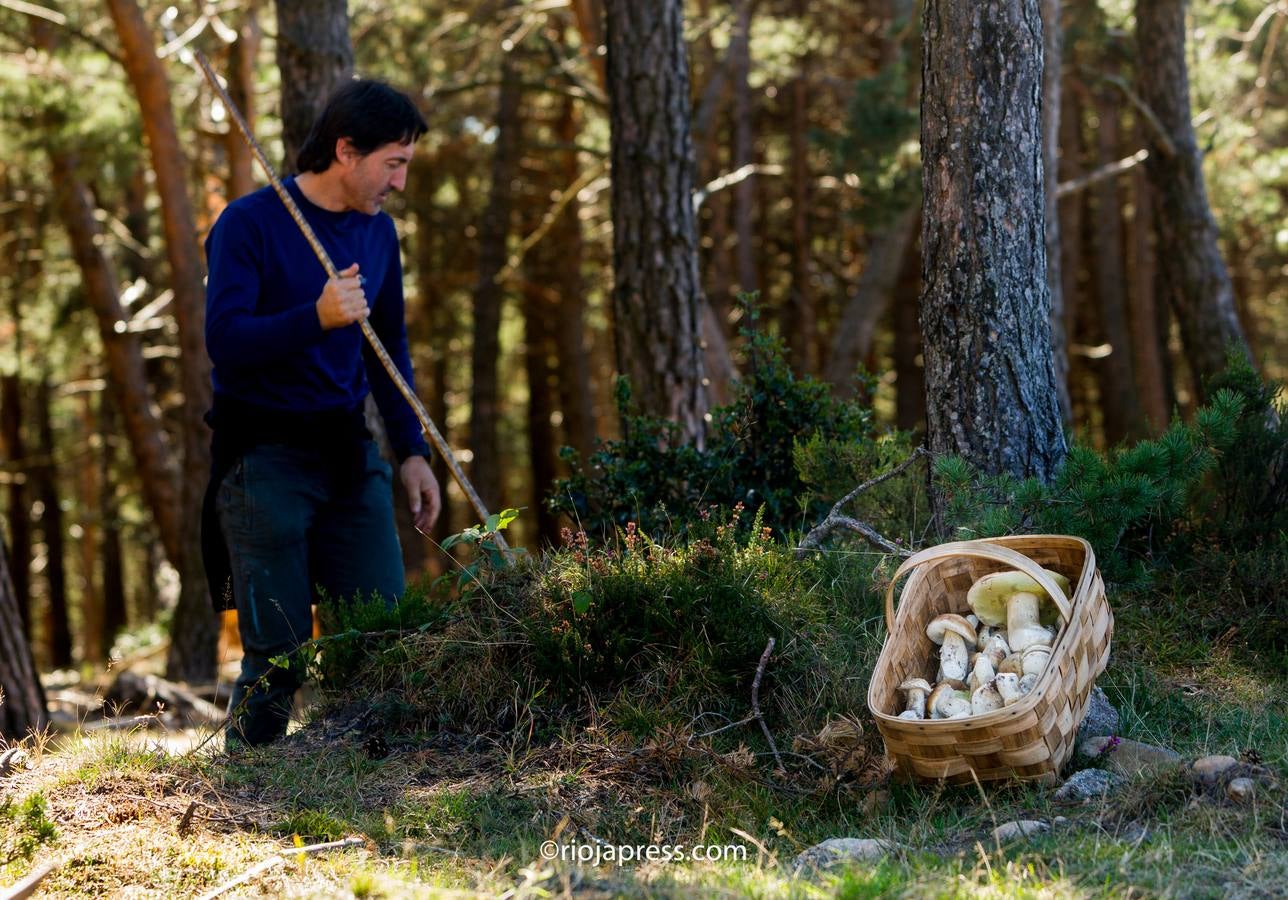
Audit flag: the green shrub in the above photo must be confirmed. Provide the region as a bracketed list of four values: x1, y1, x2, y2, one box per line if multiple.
[0, 794, 57, 865]
[549, 297, 876, 540]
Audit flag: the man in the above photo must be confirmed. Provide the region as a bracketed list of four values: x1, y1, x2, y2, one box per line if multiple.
[202, 79, 441, 748]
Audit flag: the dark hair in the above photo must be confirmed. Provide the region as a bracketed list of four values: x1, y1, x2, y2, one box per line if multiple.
[296, 79, 429, 174]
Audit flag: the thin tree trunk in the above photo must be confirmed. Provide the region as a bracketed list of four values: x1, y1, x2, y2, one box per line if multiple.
[469, 36, 523, 513]
[1059, 76, 1088, 424]
[551, 97, 596, 463]
[77, 391, 104, 665]
[50, 153, 183, 568]
[603, 0, 708, 445]
[272, 0, 353, 175]
[825, 207, 918, 397]
[893, 213, 925, 432]
[730, 0, 757, 296]
[100, 392, 127, 647]
[1128, 119, 1171, 431]
[921, 0, 1068, 521]
[1041, 0, 1071, 425]
[1089, 84, 1146, 444]
[1135, 0, 1250, 393]
[34, 377, 71, 669]
[522, 258, 561, 546]
[225, 7, 261, 199]
[1, 368, 30, 640]
[106, 0, 218, 682]
[786, 7, 815, 375]
[0, 533, 46, 740]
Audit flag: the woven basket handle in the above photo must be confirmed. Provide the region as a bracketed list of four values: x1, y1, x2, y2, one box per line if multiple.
[883, 540, 1073, 634]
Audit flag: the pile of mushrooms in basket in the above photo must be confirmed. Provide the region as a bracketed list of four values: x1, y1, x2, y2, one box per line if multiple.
[898, 568, 1069, 720]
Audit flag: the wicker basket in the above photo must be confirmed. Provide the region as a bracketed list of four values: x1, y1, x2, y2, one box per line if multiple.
[866, 535, 1113, 784]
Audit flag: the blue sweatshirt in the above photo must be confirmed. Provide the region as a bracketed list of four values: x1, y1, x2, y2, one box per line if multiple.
[204, 176, 429, 461]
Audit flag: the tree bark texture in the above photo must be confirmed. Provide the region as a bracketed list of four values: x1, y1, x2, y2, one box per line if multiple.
[273, 0, 353, 175]
[730, 0, 757, 296]
[1129, 121, 1172, 431]
[1, 368, 30, 640]
[1134, 0, 1250, 394]
[893, 221, 926, 432]
[100, 392, 128, 645]
[468, 38, 523, 514]
[0, 533, 46, 740]
[603, 0, 708, 445]
[1040, 0, 1071, 425]
[920, 0, 1068, 499]
[105, 0, 217, 681]
[225, 7, 261, 199]
[787, 11, 816, 375]
[34, 378, 71, 669]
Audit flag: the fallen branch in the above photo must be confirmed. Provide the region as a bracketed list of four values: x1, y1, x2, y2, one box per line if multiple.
[0, 857, 60, 900]
[795, 447, 929, 559]
[196, 837, 365, 900]
[689, 637, 783, 772]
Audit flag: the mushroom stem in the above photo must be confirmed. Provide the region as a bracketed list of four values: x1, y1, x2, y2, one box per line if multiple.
[1007, 591, 1048, 652]
[939, 630, 968, 682]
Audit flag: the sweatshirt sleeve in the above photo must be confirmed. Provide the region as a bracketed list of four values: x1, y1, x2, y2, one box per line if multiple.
[205, 204, 325, 372]
[365, 222, 431, 462]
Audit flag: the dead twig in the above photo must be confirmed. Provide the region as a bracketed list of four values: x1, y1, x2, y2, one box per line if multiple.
[196, 837, 365, 900]
[751, 638, 783, 772]
[796, 447, 929, 558]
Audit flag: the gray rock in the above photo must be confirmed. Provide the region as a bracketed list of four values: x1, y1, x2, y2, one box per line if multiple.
[792, 838, 896, 874]
[1054, 768, 1124, 801]
[991, 820, 1049, 843]
[1076, 685, 1120, 739]
[1227, 777, 1256, 802]
[1078, 736, 1182, 776]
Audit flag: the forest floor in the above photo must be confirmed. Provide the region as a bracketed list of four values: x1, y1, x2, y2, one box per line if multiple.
[3, 600, 1286, 898]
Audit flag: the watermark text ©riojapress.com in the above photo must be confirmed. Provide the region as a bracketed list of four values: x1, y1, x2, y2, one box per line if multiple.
[539, 839, 747, 866]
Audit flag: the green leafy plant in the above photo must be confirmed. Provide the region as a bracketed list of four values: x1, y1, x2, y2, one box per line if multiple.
[1, 794, 57, 865]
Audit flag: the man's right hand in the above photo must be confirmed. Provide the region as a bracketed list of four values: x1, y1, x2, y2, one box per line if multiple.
[315, 262, 369, 330]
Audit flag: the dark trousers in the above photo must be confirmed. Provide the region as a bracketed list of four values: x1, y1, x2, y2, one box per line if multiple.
[216, 440, 404, 746]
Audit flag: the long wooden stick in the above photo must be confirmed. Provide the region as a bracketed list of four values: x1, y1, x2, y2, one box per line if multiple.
[194, 51, 511, 558]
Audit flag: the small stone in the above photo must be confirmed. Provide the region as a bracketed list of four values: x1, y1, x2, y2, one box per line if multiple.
[1191, 755, 1240, 786]
[991, 820, 1049, 843]
[1055, 768, 1124, 801]
[1078, 736, 1183, 776]
[792, 838, 896, 875]
[1227, 778, 1255, 802]
[1120, 822, 1149, 844]
[0, 747, 30, 777]
[1052, 816, 1069, 827]
[1077, 685, 1120, 740]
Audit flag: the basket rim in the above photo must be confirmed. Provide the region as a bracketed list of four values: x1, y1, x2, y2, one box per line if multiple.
[866, 534, 1098, 729]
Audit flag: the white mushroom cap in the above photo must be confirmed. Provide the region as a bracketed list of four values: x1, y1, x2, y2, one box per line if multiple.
[966, 569, 1071, 627]
[971, 680, 1004, 715]
[927, 683, 971, 719]
[995, 672, 1023, 705]
[926, 614, 978, 648]
[898, 677, 933, 718]
[1020, 644, 1052, 676]
[1018, 673, 1039, 695]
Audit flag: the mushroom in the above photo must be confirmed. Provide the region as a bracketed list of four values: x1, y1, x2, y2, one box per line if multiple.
[899, 677, 933, 719]
[967, 654, 995, 692]
[1021, 644, 1052, 677]
[982, 633, 1011, 669]
[897, 709, 921, 720]
[925, 614, 977, 684]
[1019, 673, 1039, 695]
[928, 683, 972, 719]
[971, 680, 1004, 715]
[998, 653, 1024, 678]
[995, 672, 1023, 706]
[967, 569, 1070, 653]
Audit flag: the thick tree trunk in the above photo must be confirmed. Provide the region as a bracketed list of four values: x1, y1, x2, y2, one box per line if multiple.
[1, 373, 30, 638]
[272, 0, 353, 175]
[34, 378, 71, 669]
[603, 0, 708, 445]
[105, 0, 217, 682]
[920, 0, 1068, 517]
[468, 39, 523, 514]
[1041, 0, 1071, 425]
[0, 534, 46, 740]
[1135, 0, 1250, 394]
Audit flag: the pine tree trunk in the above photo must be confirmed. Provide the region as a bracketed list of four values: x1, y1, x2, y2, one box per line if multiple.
[273, 0, 353, 175]
[551, 97, 596, 464]
[0, 533, 45, 740]
[77, 390, 104, 665]
[786, 6, 816, 375]
[920, 0, 1068, 517]
[893, 214, 925, 432]
[1089, 85, 1146, 443]
[603, 0, 708, 445]
[1128, 121, 1172, 431]
[226, 8, 261, 199]
[34, 377, 71, 669]
[730, 0, 757, 296]
[1041, 0, 1071, 425]
[468, 35, 523, 513]
[106, 0, 218, 682]
[1135, 0, 1250, 393]
[100, 392, 127, 646]
[1, 373, 30, 639]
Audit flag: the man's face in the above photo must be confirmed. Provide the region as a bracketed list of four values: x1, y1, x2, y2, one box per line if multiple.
[338, 138, 415, 215]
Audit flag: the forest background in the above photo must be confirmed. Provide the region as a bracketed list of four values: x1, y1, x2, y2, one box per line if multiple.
[0, 0, 1284, 721]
